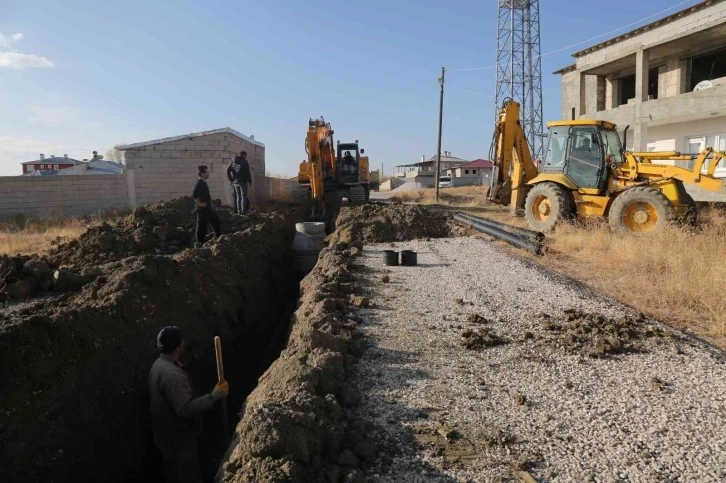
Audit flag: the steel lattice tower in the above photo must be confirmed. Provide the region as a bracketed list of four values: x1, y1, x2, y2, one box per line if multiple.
[495, 0, 544, 159]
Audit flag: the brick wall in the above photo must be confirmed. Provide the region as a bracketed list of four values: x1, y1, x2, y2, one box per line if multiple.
[0, 175, 129, 221]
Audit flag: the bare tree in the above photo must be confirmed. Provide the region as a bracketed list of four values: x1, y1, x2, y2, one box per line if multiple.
[106, 143, 126, 164]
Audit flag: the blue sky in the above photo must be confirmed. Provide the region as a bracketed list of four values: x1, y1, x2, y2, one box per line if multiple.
[0, 0, 700, 177]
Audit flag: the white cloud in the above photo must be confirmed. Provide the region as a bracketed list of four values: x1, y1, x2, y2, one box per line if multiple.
[0, 52, 55, 70]
[0, 32, 23, 47]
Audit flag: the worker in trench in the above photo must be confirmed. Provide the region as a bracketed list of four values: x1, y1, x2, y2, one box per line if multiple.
[227, 150, 252, 216]
[193, 165, 221, 247]
[149, 326, 229, 483]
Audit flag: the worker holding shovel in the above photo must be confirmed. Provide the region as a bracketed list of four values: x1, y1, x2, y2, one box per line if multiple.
[148, 326, 229, 483]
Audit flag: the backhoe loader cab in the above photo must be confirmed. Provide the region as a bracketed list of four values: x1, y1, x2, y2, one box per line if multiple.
[487, 99, 724, 233]
[540, 120, 623, 190]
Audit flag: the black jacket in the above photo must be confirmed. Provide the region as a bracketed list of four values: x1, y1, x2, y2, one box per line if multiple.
[227, 156, 252, 185]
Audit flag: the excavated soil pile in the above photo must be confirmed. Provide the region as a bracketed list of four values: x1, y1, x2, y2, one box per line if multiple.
[0, 198, 264, 304]
[537, 308, 675, 358]
[217, 247, 376, 483]
[0, 205, 301, 483]
[48, 197, 254, 270]
[326, 202, 458, 246]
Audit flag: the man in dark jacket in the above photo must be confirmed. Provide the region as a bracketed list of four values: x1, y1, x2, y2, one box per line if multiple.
[149, 326, 229, 483]
[226, 151, 252, 215]
[192, 165, 221, 246]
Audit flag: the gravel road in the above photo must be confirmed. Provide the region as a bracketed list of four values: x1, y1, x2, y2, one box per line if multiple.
[351, 237, 726, 483]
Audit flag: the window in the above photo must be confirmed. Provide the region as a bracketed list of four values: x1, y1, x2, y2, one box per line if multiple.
[53, 164, 58, 170]
[40, 165, 45, 169]
[689, 47, 726, 91]
[647, 143, 656, 152]
[566, 126, 604, 188]
[473, 170, 477, 174]
[601, 129, 624, 165]
[465, 170, 469, 174]
[619, 74, 635, 106]
[571, 107, 576, 120]
[27, 165, 34, 172]
[687, 134, 726, 171]
[543, 126, 569, 171]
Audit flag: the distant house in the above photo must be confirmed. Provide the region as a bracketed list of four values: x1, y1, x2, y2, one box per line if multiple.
[58, 159, 124, 176]
[21, 154, 83, 175]
[395, 152, 468, 176]
[443, 159, 493, 186]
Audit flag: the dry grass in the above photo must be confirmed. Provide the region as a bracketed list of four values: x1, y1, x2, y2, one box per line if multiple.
[390, 186, 726, 345]
[0, 219, 89, 256]
[0, 209, 130, 256]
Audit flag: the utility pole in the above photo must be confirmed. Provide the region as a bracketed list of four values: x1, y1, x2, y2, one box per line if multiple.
[435, 66, 445, 202]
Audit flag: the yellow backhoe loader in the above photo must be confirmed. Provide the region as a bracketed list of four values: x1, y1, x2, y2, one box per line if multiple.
[295, 117, 370, 232]
[487, 99, 725, 233]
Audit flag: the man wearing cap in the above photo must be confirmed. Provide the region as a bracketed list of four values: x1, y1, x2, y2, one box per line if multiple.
[148, 326, 229, 483]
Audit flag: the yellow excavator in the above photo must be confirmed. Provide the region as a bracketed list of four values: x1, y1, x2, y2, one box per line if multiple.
[295, 117, 370, 232]
[487, 99, 725, 232]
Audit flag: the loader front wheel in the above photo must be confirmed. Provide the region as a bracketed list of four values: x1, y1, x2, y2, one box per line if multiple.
[608, 186, 673, 233]
[524, 182, 574, 232]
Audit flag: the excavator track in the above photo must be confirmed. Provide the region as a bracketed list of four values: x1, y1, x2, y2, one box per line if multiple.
[292, 185, 310, 204]
[347, 185, 367, 204]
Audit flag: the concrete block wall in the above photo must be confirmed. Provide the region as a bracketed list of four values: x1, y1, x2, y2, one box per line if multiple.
[560, 71, 579, 120]
[124, 132, 267, 207]
[0, 175, 129, 221]
[0, 131, 278, 222]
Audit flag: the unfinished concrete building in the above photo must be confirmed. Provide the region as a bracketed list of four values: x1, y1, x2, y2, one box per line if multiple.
[555, 0, 726, 184]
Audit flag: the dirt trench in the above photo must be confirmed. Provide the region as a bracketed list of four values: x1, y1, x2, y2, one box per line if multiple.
[0, 203, 305, 483]
[214, 203, 458, 483]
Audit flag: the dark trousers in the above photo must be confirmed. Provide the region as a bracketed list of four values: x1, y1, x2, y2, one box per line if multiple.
[195, 208, 220, 243]
[231, 185, 238, 214]
[233, 183, 249, 215]
[160, 441, 202, 483]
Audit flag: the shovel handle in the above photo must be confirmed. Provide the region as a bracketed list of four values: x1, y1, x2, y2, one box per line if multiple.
[214, 336, 225, 383]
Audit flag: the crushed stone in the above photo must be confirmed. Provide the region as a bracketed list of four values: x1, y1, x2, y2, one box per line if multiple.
[349, 237, 726, 482]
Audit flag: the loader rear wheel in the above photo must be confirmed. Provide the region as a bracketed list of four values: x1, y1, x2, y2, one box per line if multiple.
[608, 186, 673, 233]
[524, 182, 574, 232]
[679, 192, 698, 228]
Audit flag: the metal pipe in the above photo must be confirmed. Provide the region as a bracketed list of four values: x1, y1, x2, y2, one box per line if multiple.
[455, 212, 545, 241]
[454, 213, 544, 256]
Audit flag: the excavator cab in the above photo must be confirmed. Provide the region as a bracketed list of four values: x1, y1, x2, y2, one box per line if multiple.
[336, 142, 362, 184]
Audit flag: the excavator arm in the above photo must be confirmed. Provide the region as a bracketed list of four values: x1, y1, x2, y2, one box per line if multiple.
[299, 118, 337, 218]
[487, 100, 539, 215]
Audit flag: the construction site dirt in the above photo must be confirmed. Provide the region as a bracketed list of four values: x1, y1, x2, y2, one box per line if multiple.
[0, 199, 306, 482]
[3, 201, 726, 483]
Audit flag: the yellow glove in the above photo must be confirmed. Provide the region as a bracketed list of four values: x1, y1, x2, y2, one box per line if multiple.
[212, 381, 229, 400]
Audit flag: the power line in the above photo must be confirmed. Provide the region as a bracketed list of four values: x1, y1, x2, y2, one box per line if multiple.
[446, 0, 699, 72]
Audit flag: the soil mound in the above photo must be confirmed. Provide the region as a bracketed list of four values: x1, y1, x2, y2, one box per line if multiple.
[218, 247, 376, 483]
[326, 203, 454, 245]
[47, 197, 257, 271]
[0, 207, 300, 483]
[537, 309, 674, 358]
